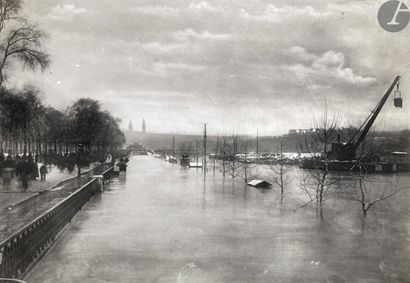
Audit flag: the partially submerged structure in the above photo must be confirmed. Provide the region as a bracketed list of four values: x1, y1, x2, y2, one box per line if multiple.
[247, 180, 272, 188]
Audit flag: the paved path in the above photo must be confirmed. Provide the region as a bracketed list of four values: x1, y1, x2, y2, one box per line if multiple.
[0, 164, 75, 209]
[0, 164, 108, 241]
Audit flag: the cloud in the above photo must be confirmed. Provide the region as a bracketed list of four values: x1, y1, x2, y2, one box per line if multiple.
[284, 49, 376, 85]
[152, 62, 206, 76]
[129, 5, 180, 17]
[240, 4, 332, 22]
[313, 51, 345, 68]
[189, 2, 222, 13]
[48, 4, 88, 21]
[287, 46, 318, 62]
[174, 28, 232, 41]
[129, 2, 222, 16]
[326, 1, 376, 14]
[135, 41, 190, 55]
[313, 51, 376, 85]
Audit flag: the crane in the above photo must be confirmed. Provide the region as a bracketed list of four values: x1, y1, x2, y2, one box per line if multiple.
[330, 75, 402, 160]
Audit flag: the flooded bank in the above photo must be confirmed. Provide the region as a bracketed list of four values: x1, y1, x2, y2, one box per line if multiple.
[26, 155, 410, 282]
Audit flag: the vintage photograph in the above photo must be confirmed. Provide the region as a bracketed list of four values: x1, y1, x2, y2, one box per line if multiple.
[0, 0, 409, 282]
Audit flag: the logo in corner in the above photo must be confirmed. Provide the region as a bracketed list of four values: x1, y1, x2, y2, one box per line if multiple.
[378, 0, 410, 32]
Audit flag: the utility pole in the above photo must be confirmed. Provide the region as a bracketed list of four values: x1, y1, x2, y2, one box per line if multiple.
[256, 128, 259, 154]
[172, 136, 175, 162]
[280, 140, 283, 157]
[77, 143, 82, 178]
[196, 140, 199, 168]
[203, 123, 207, 173]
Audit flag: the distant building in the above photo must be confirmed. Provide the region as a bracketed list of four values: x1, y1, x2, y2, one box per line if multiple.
[288, 128, 318, 135]
[142, 119, 146, 134]
[128, 120, 133, 131]
[288, 127, 359, 142]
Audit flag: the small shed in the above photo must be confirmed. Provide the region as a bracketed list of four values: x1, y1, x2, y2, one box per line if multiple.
[247, 180, 272, 188]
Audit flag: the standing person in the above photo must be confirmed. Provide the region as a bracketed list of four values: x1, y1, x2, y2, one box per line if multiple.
[29, 154, 39, 180]
[20, 158, 30, 190]
[67, 159, 75, 174]
[105, 153, 112, 164]
[15, 156, 23, 177]
[40, 165, 47, 181]
[113, 159, 120, 175]
[2, 156, 15, 190]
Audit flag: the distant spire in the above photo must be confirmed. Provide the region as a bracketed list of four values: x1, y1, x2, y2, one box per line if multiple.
[128, 120, 133, 131]
[142, 119, 146, 134]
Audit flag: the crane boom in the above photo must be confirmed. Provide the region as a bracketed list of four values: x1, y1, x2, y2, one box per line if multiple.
[329, 76, 401, 160]
[348, 76, 400, 153]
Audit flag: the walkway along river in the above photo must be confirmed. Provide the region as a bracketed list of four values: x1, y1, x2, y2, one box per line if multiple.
[26, 155, 410, 282]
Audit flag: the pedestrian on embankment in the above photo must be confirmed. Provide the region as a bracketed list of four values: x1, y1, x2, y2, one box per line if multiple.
[29, 154, 39, 180]
[40, 165, 47, 181]
[20, 158, 31, 190]
[2, 156, 16, 190]
[105, 153, 112, 164]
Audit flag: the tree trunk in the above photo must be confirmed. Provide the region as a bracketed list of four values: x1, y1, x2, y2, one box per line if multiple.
[362, 203, 367, 217]
[280, 168, 284, 194]
[23, 137, 27, 155]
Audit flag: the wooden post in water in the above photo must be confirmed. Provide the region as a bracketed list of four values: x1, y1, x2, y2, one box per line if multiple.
[196, 140, 199, 168]
[203, 123, 207, 174]
[256, 128, 259, 154]
[172, 135, 175, 164]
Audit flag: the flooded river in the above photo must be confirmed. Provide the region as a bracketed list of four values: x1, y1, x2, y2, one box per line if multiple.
[26, 155, 410, 282]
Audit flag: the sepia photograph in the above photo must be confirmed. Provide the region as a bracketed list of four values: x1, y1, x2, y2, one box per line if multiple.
[0, 0, 409, 282]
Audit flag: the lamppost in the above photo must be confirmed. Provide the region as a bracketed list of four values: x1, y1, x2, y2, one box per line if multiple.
[77, 143, 82, 178]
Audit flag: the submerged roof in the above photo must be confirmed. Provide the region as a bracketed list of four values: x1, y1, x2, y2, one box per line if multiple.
[391, 151, 408, 156]
[247, 180, 272, 188]
[189, 162, 203, 167]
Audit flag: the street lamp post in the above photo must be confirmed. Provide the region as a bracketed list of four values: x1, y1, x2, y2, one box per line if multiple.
[77, 143, 82, 178]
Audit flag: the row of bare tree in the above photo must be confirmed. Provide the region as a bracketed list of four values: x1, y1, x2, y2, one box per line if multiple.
[206, 111, 402, 219]
[297, 112, 401, 218]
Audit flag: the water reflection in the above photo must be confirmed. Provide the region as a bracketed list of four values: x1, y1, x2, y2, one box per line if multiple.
[184, 158, 410, 282]
[26, 156, 410, 283]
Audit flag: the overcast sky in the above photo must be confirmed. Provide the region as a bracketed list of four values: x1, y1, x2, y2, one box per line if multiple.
[11, 0, 410, 135]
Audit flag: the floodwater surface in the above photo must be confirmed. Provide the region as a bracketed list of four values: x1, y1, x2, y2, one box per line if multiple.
[26, 155, 410, 282]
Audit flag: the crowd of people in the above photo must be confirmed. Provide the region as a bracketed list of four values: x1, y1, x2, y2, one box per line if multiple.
[0, 151, 124, 190]
[0, 153, 40, 189]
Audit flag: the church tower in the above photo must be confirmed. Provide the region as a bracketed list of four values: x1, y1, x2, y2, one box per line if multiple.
[128, 120, 133, 131]
[142, 119, 146, 134]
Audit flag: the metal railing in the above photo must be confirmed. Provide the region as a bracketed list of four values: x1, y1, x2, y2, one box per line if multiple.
[0, 166, 113, 279]
[0, 278, 26, 283]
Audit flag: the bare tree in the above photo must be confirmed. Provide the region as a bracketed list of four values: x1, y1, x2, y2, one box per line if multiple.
[339, 162, 401, 217]
[270, 141, 292, 198]
[212, 136, 219, 176]
[0, 1, 50, 86]
[239, 139, 259, 183]
[216, 135, 229, 177]
[225, 135, 241, 180]
[299, 106, 341, 216]
[339, 130, 402, 217]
